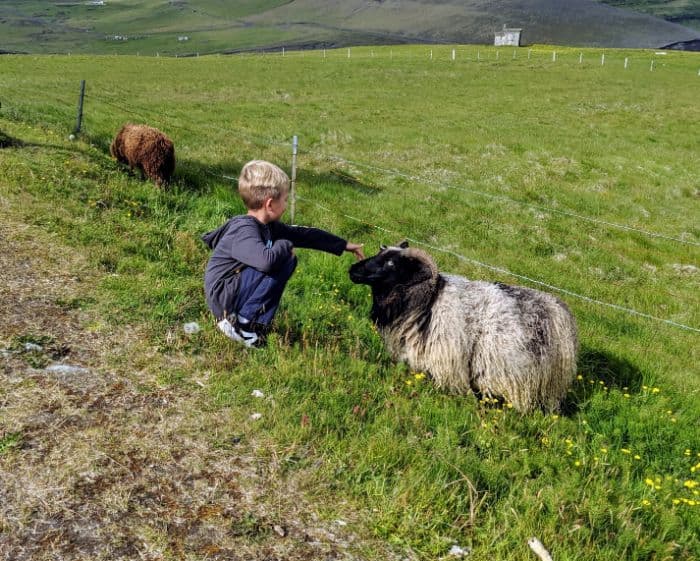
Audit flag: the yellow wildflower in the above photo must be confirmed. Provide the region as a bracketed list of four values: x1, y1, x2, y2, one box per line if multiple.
[621, 448, 631, 454]
[683, 480, 697, 489]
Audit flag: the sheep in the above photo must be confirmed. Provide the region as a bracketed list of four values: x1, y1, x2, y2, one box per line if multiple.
[110, 123, 175, 187]
[349, 241, 578, 413]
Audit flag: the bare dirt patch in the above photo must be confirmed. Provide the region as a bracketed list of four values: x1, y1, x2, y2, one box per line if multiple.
[0, 218, 387, 560]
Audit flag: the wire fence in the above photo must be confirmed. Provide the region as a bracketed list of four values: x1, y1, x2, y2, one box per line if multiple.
[1, 76, 698, 334]
[297, 195, 699, 334]
[54, 45, 700, 77]
[324, 155, 700, 248]
[63, 90, 699, 250]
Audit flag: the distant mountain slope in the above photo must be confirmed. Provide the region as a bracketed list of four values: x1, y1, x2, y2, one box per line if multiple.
[0, 0, 697, 55]
[596, 0, 700, 32]
[246, 0, 699, 49]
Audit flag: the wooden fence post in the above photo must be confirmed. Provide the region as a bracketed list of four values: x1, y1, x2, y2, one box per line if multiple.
[73, 80, 86, 135]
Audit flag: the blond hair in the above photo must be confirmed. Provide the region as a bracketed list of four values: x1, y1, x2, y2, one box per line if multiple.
[238, 160, 290, 209]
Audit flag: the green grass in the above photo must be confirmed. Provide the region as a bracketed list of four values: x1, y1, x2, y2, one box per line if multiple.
[0, 45, 698, 560]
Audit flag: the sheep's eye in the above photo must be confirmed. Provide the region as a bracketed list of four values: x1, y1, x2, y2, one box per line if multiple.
[385, 259, 395, 269]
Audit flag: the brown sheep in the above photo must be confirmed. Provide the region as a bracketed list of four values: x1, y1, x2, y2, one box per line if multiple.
[110, 123, 175, 187]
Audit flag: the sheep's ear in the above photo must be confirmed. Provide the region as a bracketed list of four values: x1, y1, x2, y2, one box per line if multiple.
[380, 244, 387, 251]
[399, 240, 409, 249]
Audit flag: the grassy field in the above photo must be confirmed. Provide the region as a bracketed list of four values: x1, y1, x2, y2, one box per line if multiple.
[1, 45, 699, 560]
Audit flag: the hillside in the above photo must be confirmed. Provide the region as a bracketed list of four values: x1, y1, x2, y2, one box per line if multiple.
[0, 0, 697, 55]
[597, 0, 700, 32]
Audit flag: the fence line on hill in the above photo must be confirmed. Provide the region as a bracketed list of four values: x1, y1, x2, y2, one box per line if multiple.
[4, 85, 696, 251]
[84, 92, 294, 151]
[61, 89, 700, 251]
[75, 87, 700, 250]
[29, 45, 700, 77]
[219, 45, 699, 77]
[296, 193, 700, 334]
[323, 155, 700, 248]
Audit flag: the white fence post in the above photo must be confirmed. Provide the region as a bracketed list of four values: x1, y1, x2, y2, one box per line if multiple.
[650, 59, 654, 71]
[624, 57, 628, 69]
[452, 48, 455, 60]
[552, 51, 556, 62]
[579, 52, 583, 64]
[601, 53, 605, 65]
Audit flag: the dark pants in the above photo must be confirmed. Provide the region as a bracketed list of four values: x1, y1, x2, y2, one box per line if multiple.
[234, 256, 297, 326]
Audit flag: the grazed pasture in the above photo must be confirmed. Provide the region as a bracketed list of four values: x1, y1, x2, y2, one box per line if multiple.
[1, 46, 698, 560]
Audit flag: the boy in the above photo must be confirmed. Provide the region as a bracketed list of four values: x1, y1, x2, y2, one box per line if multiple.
[202, 160, 365, 347]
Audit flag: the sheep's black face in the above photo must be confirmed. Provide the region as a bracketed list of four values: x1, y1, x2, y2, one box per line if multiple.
[349, 242, 426, 290]
[349, 247, 402, 287]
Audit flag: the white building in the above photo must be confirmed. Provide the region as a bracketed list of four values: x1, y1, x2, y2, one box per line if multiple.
[494, 25, 522, 47]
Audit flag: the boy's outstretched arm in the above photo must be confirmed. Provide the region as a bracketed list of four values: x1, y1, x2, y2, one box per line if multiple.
[345, 242, 365, 260]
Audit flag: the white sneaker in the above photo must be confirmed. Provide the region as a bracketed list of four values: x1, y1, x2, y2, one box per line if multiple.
[217, 318, 259, 347]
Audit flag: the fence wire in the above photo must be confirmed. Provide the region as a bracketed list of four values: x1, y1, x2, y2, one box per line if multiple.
[324, 156, 700, 248]
[297, 195, 700, 334]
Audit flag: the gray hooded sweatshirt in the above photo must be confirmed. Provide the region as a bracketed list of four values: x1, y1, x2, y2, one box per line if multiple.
[202, 215, 346, 319]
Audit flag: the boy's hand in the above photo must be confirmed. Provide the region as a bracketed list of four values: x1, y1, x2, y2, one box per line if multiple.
[345, 242, 365, 260]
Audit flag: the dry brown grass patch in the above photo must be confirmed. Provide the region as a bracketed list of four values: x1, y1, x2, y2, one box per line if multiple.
[0, 219, 391, 560]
